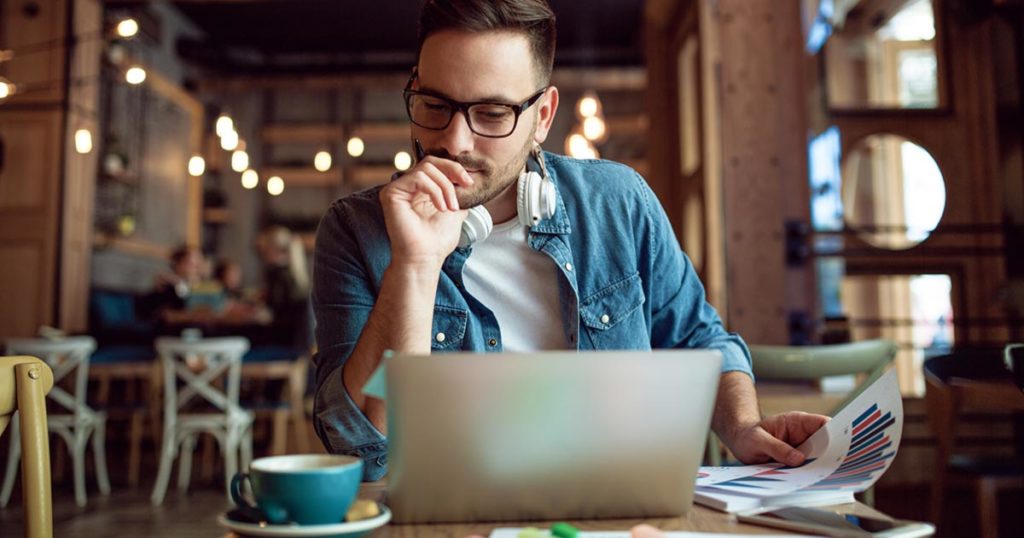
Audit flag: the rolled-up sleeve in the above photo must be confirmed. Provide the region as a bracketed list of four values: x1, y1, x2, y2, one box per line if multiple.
[638, 175, 753, 378]
[311, 201, 389, 481]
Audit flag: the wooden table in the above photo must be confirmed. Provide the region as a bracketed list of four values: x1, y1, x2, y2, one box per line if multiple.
[363, 483, 890, 537]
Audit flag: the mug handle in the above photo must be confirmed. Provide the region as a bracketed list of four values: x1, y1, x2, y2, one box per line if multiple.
[229, 473, 289, 524]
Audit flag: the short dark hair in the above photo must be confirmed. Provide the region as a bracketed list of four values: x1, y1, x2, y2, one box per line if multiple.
[170, 245, 193, 266]
[418, 0, 557, 85]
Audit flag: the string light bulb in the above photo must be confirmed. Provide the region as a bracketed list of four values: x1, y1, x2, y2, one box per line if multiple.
[346, 136, 365, 157]
[241, 169, 258, 190]
[116, 18, 139, 38]
[394, 151, 412, 171]
[215, 115, 233, 138]
[576, 91, 602, 119]
[314, 151, 332, 172]
[188, 155, 205, 177]
[125, 66, 146, 85]
[220, 129, 239, 151]
[231, 150, 249, 173]
[74, 128, 93, 154]
[267, 176, 285, 196]
[582, 116, 607, 143]
[0, 78, 16, 100]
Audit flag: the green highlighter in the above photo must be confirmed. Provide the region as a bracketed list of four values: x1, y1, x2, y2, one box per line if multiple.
[550, 522, 579, 538]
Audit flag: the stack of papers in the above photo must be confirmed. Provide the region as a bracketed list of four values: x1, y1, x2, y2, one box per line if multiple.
[695, 370, 903, 512]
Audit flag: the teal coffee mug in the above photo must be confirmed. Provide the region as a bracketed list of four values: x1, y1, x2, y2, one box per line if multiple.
[230, 454, 363, 525]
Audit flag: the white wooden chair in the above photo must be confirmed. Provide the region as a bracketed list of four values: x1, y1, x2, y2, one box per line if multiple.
[2, 337, 110, 508]
[151, 336, 253, 505]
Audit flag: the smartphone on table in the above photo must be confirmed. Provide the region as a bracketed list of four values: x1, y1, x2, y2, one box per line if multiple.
[736, 506, 934, 538]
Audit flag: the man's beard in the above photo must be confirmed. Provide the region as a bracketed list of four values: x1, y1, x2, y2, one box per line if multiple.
[424, 130, 535, 210]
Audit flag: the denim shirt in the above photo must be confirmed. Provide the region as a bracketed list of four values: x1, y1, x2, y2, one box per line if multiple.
[312, 153, 752, 481]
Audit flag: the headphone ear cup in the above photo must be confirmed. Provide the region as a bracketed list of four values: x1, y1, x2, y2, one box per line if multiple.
[540, 177, 556, 220]
[517, 171, 546, 227]
[458, 206, 493, 249]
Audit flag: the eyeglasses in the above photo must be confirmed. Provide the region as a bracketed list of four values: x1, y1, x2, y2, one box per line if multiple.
[403, 72, 547, 139]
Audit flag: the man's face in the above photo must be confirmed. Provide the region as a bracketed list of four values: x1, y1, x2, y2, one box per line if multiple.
[413, 30, 555, 208]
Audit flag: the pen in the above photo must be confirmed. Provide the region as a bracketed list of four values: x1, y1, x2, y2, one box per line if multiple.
[414, 138, 426, 162]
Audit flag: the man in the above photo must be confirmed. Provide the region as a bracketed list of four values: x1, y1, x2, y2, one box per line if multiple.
[313, 0, 827, 482]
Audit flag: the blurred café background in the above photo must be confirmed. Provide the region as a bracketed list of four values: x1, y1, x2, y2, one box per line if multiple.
[1, 0, 1023, 536]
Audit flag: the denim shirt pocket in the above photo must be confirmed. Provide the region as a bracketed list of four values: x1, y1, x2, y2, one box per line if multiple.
[431, 305, 468, 351]
[579, 272, 649, 349]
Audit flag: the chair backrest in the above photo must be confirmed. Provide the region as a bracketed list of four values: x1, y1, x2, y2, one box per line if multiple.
[749, 339, 897, 414]
[1, 356, 55, 538]
[4, 337, 97, 418]
[155, 336, 250, 417]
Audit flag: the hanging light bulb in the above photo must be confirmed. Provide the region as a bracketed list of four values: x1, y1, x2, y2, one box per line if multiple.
[267, 176, 285, 196]
[394, 151, 412, 171]
[231, 150, 249, 172]
[215, 114, 233, 138]
[125, 66, 146, 85]
[314, 151, 332, 172]
[241, 169, 259, 190]
[582, 116, 607, 143]
[188, 155, 205, 177]
[74, 128, 93, 154]
[116, 18, 139, 38]
[0, 78, 16, 100]
[346, 136, 365, 157]
[576, 91, 601, 119]
[220, 129, 239, 151]
[566, 133, 590, 158]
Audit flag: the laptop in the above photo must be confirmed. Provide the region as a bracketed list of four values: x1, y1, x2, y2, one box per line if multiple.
[385, 349, 723, 523]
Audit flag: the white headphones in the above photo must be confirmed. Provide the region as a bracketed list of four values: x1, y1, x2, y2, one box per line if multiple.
[458, 147, 557, 248]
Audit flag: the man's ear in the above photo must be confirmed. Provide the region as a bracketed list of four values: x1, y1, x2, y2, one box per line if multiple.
[533, 86, 559, 145]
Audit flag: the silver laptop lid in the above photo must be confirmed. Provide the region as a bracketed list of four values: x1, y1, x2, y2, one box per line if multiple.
[386, 350, 722, 523]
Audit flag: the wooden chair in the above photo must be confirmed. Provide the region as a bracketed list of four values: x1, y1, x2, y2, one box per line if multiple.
[151, 336, 253, 505]
[240, 346, 310, 455]
[1, 356, 55, 538]
[2, 337, 110, 507]
[924, 351, 1024, 538]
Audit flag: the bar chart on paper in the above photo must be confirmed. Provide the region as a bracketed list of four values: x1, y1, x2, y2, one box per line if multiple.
[805, 402, 899, 491]
[694, 370, 904, 512]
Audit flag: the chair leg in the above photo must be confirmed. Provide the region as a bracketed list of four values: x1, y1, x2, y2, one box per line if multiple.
[150, 428, 177, 506]
[127, 412, 144, 488]
[223, 431, 239, 502]
[177, 434, 197, 493]
[1, 416, 22, 508]
[92, 417, 111, 495]
[241, 423, 253, 473]
[289, 363, 310, 453]
[976, 478, 999, 538]
[72, 433, 88, 507]
[930, 467, 947, 532]
[271, 410, 288, 456]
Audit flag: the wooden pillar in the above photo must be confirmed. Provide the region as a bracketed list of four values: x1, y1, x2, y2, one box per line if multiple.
[710, 0, 814, 344]
[0, 0, 101, 337]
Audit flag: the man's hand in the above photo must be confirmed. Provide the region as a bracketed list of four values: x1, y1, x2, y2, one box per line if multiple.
[379, 156, 474, 267]
[727, 412, 830, 467]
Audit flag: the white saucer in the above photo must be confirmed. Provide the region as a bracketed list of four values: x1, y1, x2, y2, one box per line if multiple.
[217, 505, 391, 537]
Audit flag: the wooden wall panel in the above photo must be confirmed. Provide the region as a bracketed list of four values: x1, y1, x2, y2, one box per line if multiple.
[0, 243, 46, 337]
[0, 0, 67, 105]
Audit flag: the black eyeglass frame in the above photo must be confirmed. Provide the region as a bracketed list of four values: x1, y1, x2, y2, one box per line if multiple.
[403, 71, 548, 139]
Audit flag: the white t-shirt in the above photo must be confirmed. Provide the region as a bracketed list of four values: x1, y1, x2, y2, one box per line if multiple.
[462, 219, 567, 351]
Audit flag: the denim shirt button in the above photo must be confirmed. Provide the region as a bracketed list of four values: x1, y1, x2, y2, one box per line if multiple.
[435, 332, 446, 343]
[488, 338, 498, 346]
[564, 262, 573, 271]
[600, 314, 610, 324]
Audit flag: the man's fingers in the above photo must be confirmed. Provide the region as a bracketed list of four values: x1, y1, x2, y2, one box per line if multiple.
[417, 162, 461, 211]
[420, 156, 475, 187]
[761, 430, 805, 467]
